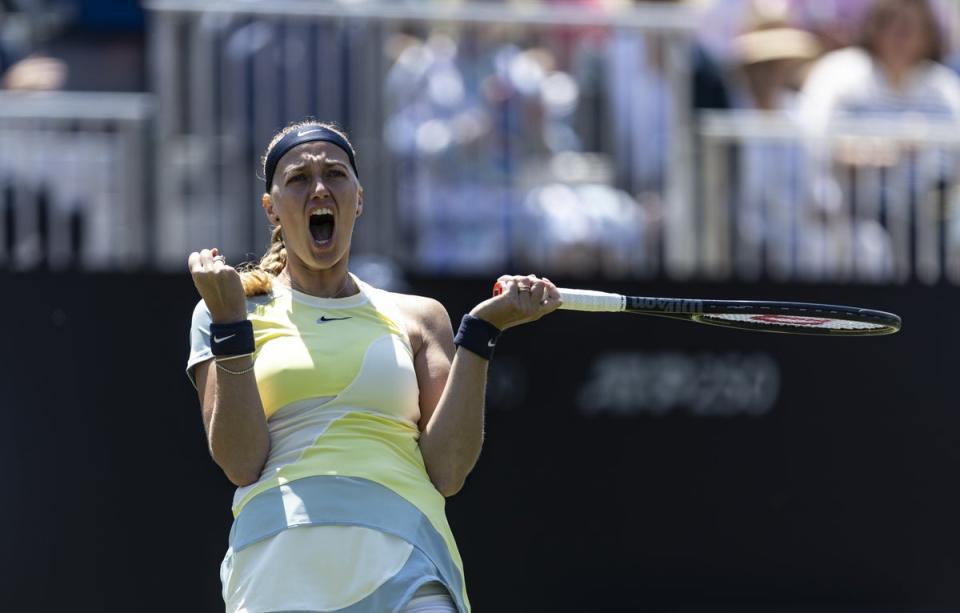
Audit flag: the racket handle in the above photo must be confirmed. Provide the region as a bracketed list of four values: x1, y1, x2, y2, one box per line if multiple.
[556, 288, 626, 312]
[492, 282, 625, 312]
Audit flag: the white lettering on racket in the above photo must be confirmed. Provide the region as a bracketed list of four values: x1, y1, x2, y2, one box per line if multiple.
[213, 334, 236, 343]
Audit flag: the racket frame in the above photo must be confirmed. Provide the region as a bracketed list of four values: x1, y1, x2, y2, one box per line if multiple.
[556, 288, 901, 336]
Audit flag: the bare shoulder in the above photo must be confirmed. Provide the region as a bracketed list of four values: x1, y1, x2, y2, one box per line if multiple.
[389, 292, 452, 336]
[391, 293, 450, 328]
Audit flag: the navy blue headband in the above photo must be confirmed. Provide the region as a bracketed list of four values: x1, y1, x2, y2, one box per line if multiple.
[264, 125, 359, 191]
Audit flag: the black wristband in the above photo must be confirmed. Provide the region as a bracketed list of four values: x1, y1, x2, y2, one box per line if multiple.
[210, 320, 255, 357]
[453, 314, 501, 360]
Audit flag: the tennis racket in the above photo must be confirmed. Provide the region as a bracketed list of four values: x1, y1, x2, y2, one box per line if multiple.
[493, 284, 901, 336]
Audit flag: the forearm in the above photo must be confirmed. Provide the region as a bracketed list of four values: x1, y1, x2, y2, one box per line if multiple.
[418, 349, 489, 496]
[411, 274, 561, 496]
[206, 356, 271, 486]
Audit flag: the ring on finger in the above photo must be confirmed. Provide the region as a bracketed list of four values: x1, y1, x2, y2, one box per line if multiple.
[213, 255, 226, 263]
[517, 285, 531, 293]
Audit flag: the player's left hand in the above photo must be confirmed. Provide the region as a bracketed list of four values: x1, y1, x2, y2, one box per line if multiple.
[469, 274, 562, 330]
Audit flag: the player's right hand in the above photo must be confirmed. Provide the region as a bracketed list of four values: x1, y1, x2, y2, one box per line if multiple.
[470, 274, 562, 331]
[188, 248, 247, 323]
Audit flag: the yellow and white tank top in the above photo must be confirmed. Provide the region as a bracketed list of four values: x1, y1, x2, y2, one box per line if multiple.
[187, 275, 469, 612]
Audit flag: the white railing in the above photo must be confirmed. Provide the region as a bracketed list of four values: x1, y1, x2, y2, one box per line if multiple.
[7, 5, 955, 287]
[146, 0, 698, 274]
[699, 110, 960, 285]
[147, 0, 699, 29]
[0, 91, 153, 270]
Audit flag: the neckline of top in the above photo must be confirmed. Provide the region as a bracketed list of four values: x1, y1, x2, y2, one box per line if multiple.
[272, 272, 371, 309]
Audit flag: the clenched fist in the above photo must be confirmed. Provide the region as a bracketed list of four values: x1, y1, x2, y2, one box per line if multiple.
[469, 274, 562, 330]
[188, 248, 248, 323]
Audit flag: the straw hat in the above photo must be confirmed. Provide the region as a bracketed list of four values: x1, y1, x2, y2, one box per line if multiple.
[734, 27, 821, 64]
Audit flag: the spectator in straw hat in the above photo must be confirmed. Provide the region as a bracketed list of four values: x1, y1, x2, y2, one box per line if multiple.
[724, 17, 826, 279]
[730, 22, 820, 111]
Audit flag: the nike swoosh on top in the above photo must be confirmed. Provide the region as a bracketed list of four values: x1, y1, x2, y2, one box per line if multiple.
[317, 315, 352, 323]
[298, 129, 322, 137]
[213, 334, 236, 343]
[487, 339, 496, 347]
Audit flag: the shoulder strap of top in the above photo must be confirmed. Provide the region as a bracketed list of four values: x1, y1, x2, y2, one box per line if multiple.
[353, 275, 413, 352]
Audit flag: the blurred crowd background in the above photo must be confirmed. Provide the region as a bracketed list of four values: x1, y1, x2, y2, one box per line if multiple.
[2, 0, 960, 286]
[6, 3, 960, 610]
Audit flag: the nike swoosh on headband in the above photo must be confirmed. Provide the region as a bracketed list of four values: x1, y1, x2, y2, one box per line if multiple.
[297, 129, 322, 137]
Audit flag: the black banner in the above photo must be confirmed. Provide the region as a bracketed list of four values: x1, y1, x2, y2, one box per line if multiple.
[2, 273, 955, 611]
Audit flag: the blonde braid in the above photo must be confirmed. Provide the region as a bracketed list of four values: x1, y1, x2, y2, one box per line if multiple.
[239, 225, 287, 297]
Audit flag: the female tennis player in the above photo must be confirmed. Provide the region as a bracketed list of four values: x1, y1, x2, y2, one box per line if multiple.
[186, 121, 560, 613]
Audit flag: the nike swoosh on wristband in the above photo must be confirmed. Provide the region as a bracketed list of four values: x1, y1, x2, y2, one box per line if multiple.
[318, 315, 352, 323]
[298, 129, 322, 137]
[213, 334, 236, 343]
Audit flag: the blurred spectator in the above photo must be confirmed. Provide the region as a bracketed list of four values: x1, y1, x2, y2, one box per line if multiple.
[540, 0, 609, 68]
[2, 53, 66, 90]
[0, 0, 144, 270]
[698, 0, 957, 80]
[383, 27, 506, 272]
[577, 0, 729, 202]
[0, 1, 69, 268]
[0, 1, 68, 91]
[512, 155, 650, 276]
[725, 12, 826, 278]
[799, 0, 960, 280]
[801, 0, 960, 125]
[384, 29, 490, 162]
[384, 24, 596, 272]
[0, 0, 144, 93]
[787, 0, 957, 55]
[729, 17, 818, 110]
[785, 0, 875, 52]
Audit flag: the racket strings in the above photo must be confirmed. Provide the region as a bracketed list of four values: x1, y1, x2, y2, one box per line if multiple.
[698, 313, 887, 330]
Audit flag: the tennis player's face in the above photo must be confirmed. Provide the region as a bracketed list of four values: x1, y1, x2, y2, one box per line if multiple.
[265, 141, 362, 272]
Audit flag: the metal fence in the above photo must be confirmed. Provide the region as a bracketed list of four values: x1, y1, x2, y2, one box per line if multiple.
[3, 3, 960, 287]
[146, 0, 698, 275]
[699, 110, 960, 285]
[0, 91, 153, 270]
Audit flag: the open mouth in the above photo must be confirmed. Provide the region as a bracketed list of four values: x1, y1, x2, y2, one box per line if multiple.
[309, 208, 335, 243]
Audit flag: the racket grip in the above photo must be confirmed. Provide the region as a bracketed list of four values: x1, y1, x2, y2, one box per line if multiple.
[556, 288, 626, 312]
[492, 282, 625, 312]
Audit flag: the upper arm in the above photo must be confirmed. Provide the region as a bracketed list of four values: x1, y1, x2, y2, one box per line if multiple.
[397, 295, 455, 431]
[193, 358, 216, 436]
[186, 299, 216, 435]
